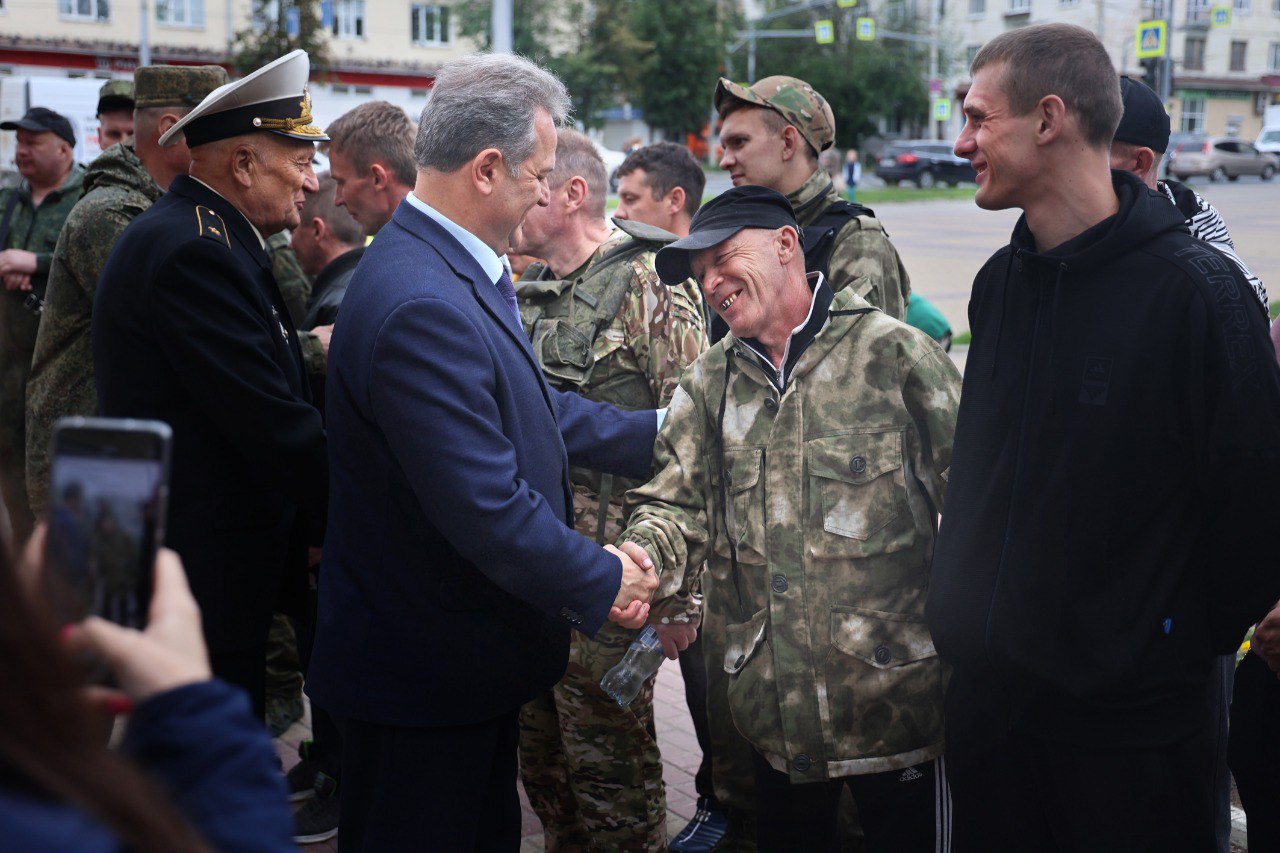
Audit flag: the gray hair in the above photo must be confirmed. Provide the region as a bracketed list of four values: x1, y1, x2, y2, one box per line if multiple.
[414, 52, 571, 176]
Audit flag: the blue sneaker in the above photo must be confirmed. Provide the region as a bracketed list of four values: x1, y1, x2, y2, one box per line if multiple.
[670, 797, 729, 852]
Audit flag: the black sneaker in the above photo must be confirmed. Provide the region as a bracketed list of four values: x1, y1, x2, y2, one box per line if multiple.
[670, 797, 729, 852]
[293, 779, 339, 845]
[285, 740, 321, 802]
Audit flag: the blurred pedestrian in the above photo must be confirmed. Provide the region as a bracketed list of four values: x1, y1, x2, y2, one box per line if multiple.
[95, 79, 135, 151]
[843, 149, 861, 202]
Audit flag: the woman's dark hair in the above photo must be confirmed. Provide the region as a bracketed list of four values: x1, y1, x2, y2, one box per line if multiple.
[0, 535, 208, 851]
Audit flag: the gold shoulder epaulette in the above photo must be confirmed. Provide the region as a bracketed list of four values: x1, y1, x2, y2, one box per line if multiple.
[195, 205, 230, 247]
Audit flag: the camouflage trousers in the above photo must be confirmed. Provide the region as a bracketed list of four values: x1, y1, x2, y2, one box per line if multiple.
[0, 293, 39, 545]
[519, 622, 667, 852]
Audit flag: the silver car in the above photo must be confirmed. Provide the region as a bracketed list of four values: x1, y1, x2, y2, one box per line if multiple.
[1168, 136, 1278, 182]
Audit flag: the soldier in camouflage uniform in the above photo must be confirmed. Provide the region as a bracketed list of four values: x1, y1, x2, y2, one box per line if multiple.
[620, 187, 960, 851]
[513, 129, 708, 851]
[0, 107, 84, 545]
[715, 76, 911, 321]
[25, 65, 229, 519]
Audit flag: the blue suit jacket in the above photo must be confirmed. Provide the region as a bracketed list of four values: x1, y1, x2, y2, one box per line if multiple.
[307, 199, 656, 726]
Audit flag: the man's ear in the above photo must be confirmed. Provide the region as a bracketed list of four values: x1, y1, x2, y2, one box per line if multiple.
[369, 162, 389, 190]
[230, 144, 256, 188]
[666, 186, 686, 217]
[562, 175, 588, 212]
[780, 124, 804, 163]
[1135, 146, 1158, 176]
[1035, 94, 1068, 145]
[776, 224, 800, 264]
[310, 215, 328, 243]
[156, 112, 181, 135]
[471, 148, 503, 197]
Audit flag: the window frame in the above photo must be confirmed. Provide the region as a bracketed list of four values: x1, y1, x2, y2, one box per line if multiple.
[332, 0, 365, 39]
[1180, 98, 1206, 133]
[1185, 35, 1206, 70]
[59, 0, 110, 22]
[410, 3, 450, 47]
[156, 0, 205, 28]
[1230, 39, 1247, 71]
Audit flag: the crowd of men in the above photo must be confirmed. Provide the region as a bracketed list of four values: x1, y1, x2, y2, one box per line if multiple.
[2, 20, 1280, 853]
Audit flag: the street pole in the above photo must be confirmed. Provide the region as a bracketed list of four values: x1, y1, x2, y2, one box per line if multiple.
[747, 20, 757, 85]
[1160, 0, 1174, 104]
[139, 0, 151, 67]
[492, 0, 513, 54]
[928, 0, 939, 140]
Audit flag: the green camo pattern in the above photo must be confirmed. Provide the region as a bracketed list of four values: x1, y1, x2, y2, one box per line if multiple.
[789, 168, 912, 322]
[518, 228, 707, 850]
[621, 287, 960, 782]
[26, 144, 161, 516]
[0, 164, 85, 539]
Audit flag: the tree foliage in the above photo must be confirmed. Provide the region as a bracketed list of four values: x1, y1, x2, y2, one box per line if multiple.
[631, 0, 728, 138]
[230, 0, 330, 76]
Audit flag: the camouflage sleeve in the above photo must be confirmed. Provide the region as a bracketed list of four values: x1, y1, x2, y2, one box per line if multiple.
[828, 220, 911, 321]
[299, 330, 326, 377]
[266, 233, 312, 326]
[620, 378, 712, 624]
[901, 341, 962, 509]
[619, 256, 708, 408]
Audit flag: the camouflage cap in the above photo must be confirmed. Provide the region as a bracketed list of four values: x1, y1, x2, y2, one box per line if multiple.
[97, 79, 135, 114]
[714, 75, 836, 153]
[134, 64, 230, 110]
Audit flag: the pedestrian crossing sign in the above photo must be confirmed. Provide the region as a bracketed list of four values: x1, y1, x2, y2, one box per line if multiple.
[815, 20, 835, 44]
[856, 17, 875, 41]
[1134, 20, 1167, 59]
[932, 98, 951, 121]
[1211, 5, 1230, 25]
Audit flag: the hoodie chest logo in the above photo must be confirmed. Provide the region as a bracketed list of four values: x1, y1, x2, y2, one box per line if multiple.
[1080, 357, 1113, 405]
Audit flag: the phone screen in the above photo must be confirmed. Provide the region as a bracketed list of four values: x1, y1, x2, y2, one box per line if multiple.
[45, 420, 170, 630]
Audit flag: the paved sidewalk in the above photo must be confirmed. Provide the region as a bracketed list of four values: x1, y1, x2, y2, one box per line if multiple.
[278, 657, 702, 852]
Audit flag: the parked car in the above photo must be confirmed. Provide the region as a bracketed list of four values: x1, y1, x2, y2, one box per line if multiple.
[1161, 132, 1206, 179]
[875, 140, 976, 188]
[591, 139, 627, 192]
[1167, 136, 1278, 182]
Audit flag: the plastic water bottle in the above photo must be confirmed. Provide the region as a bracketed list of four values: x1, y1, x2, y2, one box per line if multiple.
[600, 626, 665, 706]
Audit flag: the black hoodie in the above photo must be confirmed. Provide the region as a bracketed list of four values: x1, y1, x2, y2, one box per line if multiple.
[927, 171, 1280, 747]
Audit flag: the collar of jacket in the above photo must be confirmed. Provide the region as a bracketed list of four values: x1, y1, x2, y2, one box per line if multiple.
[734, 273, 839, 390]
[17, 162, 86, 206]
[168, 174, 272, 270]
[786, 168, 841, 227]
[312, 245, 364, 300]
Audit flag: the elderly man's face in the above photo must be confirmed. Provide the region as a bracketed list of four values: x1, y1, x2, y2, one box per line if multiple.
[691, 227, 789, 340]
[14, 129, 71, 185]
[247, 136, 319, 234]
[496, 109, 558, 250]
[955, 63, 1040, 211]
[98, 110, 134, 150]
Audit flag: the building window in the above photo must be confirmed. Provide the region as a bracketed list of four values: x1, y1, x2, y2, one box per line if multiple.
[59, 0, 110, 21]
[156, 0, 204, 26]
[1234, 0, 1250, 11]
[1060, 0, 1080, 6]
[332, 0, 364, 39]
[1180, 98, 1206, 132]
[1008, 0, 1030, 11]
[1230, 39, 1247, 70]
[1186, 0, 1211, 23]
[1185, 36, 1206, 70]
[966, 44, 980, 69]
[969, 0, 985, 13]
[1270, 42, 1280, 70]
[410, 4, 450, 46]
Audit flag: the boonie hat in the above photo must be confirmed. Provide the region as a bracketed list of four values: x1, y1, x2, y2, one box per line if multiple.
[655, 185, 801, 285]
[0, 107, 76, 147]
[97, 79, 135, 115]
[715, 75, 836, 154]
[134, 65, 229, 110]
[160, 49, 327, 148]
[1114, 76, 1170, 154]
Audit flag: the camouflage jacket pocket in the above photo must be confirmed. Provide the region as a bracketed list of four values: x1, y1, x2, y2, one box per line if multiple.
[724, 607, 785, 758]
[806, 429, 916, 558]
[531, 317, 594, 388]
[713, 446, 767, 564]
[823, 606, 945, 766]
[723, 606, 769, 674]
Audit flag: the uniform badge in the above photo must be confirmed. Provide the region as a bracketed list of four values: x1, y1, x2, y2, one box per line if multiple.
[195, 205, 231, 247]
[271, 305, 290, 342]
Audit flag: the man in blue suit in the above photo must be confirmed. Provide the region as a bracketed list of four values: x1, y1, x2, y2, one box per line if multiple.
[306, 53, 661, 851]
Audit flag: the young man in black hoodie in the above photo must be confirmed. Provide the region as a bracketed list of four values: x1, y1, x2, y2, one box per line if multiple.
[927, 22, 1280, 851]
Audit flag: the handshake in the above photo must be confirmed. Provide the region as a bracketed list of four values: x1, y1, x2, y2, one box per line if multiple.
[604, 542, 658, 629]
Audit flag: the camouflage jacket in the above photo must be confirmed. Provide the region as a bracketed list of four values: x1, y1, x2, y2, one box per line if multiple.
[518, 220, 708, 623]
[788, 168, 911, 321]
[266, 231, 324, 376]
[26, 144, 160, 516]
[621, 284, 961, 780]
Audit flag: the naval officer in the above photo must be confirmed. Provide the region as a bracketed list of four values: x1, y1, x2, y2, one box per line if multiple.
[93, 50, 328, 716]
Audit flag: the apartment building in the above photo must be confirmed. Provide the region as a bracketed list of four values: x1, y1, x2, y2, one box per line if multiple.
[0, 1, 477, 131]
[942, 0, 1280, 141]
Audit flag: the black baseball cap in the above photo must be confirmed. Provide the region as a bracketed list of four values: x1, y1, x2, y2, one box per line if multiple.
[655, 185, 801, 285]
[0, 106, 76, 147]
[1114, 76, 1170, 154]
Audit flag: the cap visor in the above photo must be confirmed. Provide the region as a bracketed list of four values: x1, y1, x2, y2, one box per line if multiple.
[655, 225, 744, 285]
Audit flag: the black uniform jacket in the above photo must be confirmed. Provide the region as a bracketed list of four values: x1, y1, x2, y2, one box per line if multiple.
[93, 175, 327, 653]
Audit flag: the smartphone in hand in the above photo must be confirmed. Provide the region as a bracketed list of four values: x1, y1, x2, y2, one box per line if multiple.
[44, 417, 171, 630]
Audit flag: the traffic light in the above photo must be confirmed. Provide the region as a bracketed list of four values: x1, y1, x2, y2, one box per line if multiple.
[1140, 58, 1159, 91]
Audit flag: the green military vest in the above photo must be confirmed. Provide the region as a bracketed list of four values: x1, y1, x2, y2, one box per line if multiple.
[516, 217, 679, 411]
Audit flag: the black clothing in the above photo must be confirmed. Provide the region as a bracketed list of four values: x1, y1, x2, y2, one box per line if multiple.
[94, 176, 327, 669]
[302, 246, 363, 331]
[677, 632, 715, 801]
[1229, 651, 1280, 852]
[927, 170, 1280, 747]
